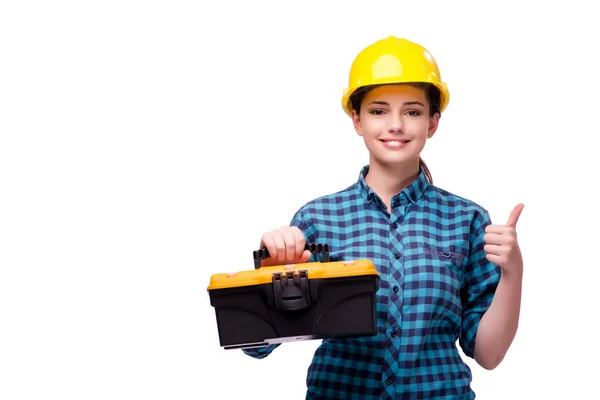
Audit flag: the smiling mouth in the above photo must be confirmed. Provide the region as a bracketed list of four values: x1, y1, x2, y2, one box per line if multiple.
[380, 139, 410, 148]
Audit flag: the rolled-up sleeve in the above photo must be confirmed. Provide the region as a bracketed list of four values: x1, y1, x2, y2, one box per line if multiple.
[242, 344, 279, 359]
[459, 208, 501, 358]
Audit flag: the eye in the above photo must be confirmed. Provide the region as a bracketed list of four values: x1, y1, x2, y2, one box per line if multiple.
[407, 110, 422, 116]
[369, 109, 385, 115]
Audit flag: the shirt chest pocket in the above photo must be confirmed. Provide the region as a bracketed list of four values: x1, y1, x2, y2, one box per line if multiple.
[403, 244, 466, 311]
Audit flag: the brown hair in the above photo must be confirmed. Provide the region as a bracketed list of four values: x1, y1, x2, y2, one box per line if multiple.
[348, 83, 441, 184]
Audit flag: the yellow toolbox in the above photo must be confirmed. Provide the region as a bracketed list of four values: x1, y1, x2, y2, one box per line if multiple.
[207, 244, 380, 350]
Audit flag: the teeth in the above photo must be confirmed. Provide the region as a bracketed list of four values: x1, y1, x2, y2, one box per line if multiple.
[384, 140, 406, 145]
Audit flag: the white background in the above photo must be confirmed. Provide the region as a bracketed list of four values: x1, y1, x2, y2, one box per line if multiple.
[1, 1, 598, 399]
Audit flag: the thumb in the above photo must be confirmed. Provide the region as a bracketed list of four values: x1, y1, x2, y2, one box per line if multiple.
[299, 250, 312, 263]
[506, 203, 525, 229]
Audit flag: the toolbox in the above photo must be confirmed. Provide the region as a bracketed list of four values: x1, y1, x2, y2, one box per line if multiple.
[207, 243, 380, 350]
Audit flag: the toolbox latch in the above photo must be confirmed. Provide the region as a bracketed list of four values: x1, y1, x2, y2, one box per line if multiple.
[272, 270, 311, 311]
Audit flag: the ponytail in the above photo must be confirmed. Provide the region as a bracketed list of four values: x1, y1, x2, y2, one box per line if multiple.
[419, 157, 433, 184]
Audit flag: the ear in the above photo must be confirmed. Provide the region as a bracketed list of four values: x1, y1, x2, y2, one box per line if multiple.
[352, 110, 363, 137]
[427, 113, 440, 139]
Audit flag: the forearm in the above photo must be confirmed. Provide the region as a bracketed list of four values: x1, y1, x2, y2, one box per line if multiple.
[473, 268, 522, 370]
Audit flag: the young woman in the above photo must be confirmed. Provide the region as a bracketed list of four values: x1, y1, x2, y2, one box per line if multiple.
[244, 36, 524, 400]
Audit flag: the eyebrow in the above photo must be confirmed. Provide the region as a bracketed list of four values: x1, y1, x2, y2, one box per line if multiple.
[367, 101, 426, 107]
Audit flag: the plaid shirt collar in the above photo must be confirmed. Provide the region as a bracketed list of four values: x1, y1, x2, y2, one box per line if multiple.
[357, 164, 430, 209]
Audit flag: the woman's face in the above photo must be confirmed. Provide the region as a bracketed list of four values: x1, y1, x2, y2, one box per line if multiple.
[352, 84, 439, 169]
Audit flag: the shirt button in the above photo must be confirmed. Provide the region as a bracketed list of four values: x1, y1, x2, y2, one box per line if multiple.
[386, 378, 393, 386]
[391, 330, 397, 338]
[391, 222, 398, 229]
[393, 285, 399, 293]
[393, 253, 400, 259]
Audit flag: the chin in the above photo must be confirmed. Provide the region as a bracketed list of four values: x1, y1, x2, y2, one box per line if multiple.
[372, 155, 415, 168]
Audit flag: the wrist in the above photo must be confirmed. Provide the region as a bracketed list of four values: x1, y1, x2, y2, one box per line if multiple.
[501, 264, 523, 282]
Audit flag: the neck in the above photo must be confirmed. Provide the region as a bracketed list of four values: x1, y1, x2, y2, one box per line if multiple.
[365, 158, 420, 210]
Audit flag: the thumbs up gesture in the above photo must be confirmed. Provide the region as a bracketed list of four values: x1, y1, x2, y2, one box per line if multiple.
[484, 204, 524, 276]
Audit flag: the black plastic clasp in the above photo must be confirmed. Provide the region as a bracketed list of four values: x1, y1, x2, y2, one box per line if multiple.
[272, 270, 311, 311]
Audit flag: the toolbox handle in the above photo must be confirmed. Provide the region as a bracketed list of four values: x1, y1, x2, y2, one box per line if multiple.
[253, 243, 329, 269]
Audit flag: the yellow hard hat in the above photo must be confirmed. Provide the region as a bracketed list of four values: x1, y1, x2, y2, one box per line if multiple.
[341, 36, 450, 116]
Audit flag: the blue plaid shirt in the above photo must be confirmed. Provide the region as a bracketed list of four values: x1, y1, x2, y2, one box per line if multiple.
[244, 165, 501, 399]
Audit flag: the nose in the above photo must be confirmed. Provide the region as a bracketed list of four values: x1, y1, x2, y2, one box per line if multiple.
[388, 112, 403, 134]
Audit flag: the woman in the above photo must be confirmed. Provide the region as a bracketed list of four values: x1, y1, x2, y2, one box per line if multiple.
[244, 36, 524, 400]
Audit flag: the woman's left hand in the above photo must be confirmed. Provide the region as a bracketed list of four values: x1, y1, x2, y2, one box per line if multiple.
[484, 203, 524, 276]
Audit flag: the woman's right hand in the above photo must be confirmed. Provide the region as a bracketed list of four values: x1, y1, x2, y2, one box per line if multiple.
[259, 226, 312, 267]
